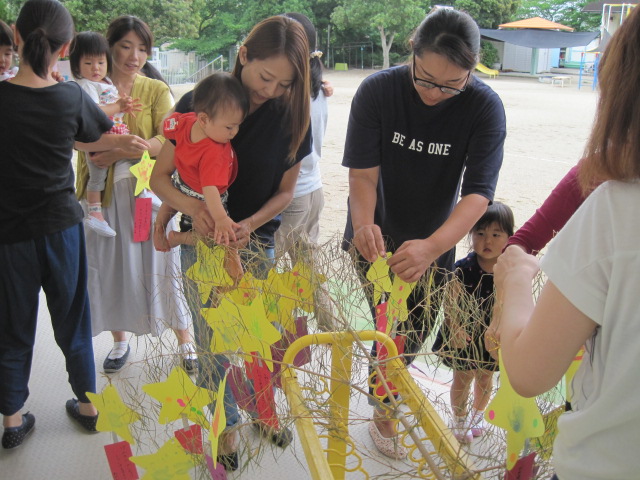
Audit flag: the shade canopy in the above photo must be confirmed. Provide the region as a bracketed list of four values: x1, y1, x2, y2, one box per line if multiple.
[499, 17, 574, 31]
[480, 28, 599, 48]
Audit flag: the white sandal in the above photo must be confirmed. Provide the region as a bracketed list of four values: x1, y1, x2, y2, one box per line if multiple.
[368, 420, 408, 460]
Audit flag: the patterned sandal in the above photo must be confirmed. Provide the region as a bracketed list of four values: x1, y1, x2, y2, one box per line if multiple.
[368, 420, 408, 460]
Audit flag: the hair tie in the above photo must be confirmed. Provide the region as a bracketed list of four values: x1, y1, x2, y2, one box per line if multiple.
[310, 50, 323, 59]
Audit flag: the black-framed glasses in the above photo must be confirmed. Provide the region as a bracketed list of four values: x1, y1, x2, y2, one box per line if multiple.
[412, 56, 470, 96]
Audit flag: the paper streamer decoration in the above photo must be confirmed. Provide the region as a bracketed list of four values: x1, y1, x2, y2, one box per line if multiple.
[246, 356, 278, 429]
[104, 441, 139, 480]
[133, 197, 152, 242]
[175, 424, 204, 455]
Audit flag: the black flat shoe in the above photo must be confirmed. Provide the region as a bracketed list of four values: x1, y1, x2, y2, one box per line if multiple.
[2, 412, 35, 449]
[103, 345, 130, 373]
[216, 451, 239, 471]
[65, 399, 98, 433]
[252, 422, 293, 448]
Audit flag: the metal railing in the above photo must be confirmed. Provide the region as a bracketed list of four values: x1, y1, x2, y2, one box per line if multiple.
[184, 55, 225, 84]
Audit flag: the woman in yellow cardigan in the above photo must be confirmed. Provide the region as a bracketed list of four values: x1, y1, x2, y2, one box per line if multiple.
[76, 16, 194, 374]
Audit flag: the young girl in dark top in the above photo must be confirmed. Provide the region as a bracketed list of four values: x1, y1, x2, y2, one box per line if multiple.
[433, 202, 514, 443]
[0, 0, 147, 449]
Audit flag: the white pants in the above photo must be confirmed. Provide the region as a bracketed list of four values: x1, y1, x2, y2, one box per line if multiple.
[276, 187, 324, 260]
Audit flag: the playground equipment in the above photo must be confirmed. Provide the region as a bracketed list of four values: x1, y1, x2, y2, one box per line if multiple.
[281, 330, 484, 480]
[475, 63, 499, 79]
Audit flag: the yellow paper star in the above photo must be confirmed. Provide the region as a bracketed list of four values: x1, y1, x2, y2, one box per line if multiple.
[185, 242, 235, 304]
[387, 277, 415, 324]
[263, 291, 298, 333]
[366, 253, 393, 305]
[208, 373, 228, 468]
[485, 350, 545, 470]
[130, 438, 195, 480]
[142, 366, 213, 427]
[86, 384, 140, 444]
[202, 294, 282, 370]
[534, 406, 564, 460]
[226, 273, 261, 306]
[129, 150, 156, 196]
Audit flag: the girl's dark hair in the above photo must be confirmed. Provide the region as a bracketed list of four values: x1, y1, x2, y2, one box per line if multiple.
[284, 12, 323, 100]
[0, 20, 14, 48]
[471, 201, 514, 237]
[69, 31, 110, 79]
[193, 72, 249, 120]
[580, 5, 640, 191]
[139, 62, 170, 87]
[411, 8, 480, 70]
[15, 0, 74, 79]
[232, 15, 310, 163]
[106, 16, 153, 54]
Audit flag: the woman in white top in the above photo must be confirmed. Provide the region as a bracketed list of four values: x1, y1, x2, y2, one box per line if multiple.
[494, 7, 640, 479]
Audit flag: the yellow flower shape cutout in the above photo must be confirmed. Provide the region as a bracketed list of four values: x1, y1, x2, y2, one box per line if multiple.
[142, 366, 213, 427]
[130, 437, 195, 480]
[129, 150, 156, 196]
[86, 384, 140, 444]
[366, 253, 393, 305]
[485, 350, 545, 470]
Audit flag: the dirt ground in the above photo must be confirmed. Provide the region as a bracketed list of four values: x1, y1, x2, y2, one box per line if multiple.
[175, 68, 598, 254]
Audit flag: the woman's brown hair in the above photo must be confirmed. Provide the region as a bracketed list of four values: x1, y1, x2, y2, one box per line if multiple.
[232, 16, 310, 163]
[580, 6, 640, 191]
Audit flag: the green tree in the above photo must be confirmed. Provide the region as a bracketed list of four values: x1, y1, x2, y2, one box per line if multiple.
[331, 0, 425, 69]
[61, 0, 198, 42]
[516, 0, 600, 31]
[453, 0, 520, 28]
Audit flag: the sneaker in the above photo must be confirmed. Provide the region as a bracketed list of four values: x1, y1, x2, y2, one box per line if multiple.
[84, 216, 116, 237]
[449, 416, 473, 444]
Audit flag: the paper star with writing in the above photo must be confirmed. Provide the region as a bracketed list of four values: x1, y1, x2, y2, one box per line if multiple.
[129, 150, 155, 196]
[366, 253, 393, 305]
[534, 405, 564, 461]
[485, 350, 545, 470]
[202, 294, 281, 370]
[185, 242, 235, 304]
[130, 438, 195, 480]
[208, 373, 228, 468]
[226, 273, 261, 306]
[86, 384, 140, 444]
[142, 366, 213, 427]
[387, 277, 415, 324]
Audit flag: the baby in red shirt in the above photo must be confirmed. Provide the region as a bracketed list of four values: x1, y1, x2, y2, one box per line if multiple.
[154, 73, 249, 253]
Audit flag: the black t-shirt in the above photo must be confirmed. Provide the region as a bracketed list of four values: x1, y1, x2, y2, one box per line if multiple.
[0, 81, 112, 244]
[342, 66, 506, 270]
[175, 91, 312, 247]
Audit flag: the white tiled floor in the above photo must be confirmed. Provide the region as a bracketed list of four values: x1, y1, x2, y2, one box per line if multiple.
[1, 290, 513, 480]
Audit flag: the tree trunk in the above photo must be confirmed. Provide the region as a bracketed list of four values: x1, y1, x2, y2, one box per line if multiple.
[378, 26, 396, 70]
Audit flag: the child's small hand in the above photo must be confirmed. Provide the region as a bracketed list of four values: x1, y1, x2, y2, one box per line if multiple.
[118, 95, 144, 116]
[213, 215, 239, 245]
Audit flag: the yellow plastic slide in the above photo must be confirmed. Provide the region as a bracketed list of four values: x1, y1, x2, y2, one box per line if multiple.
[476, 63, 499, 78]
